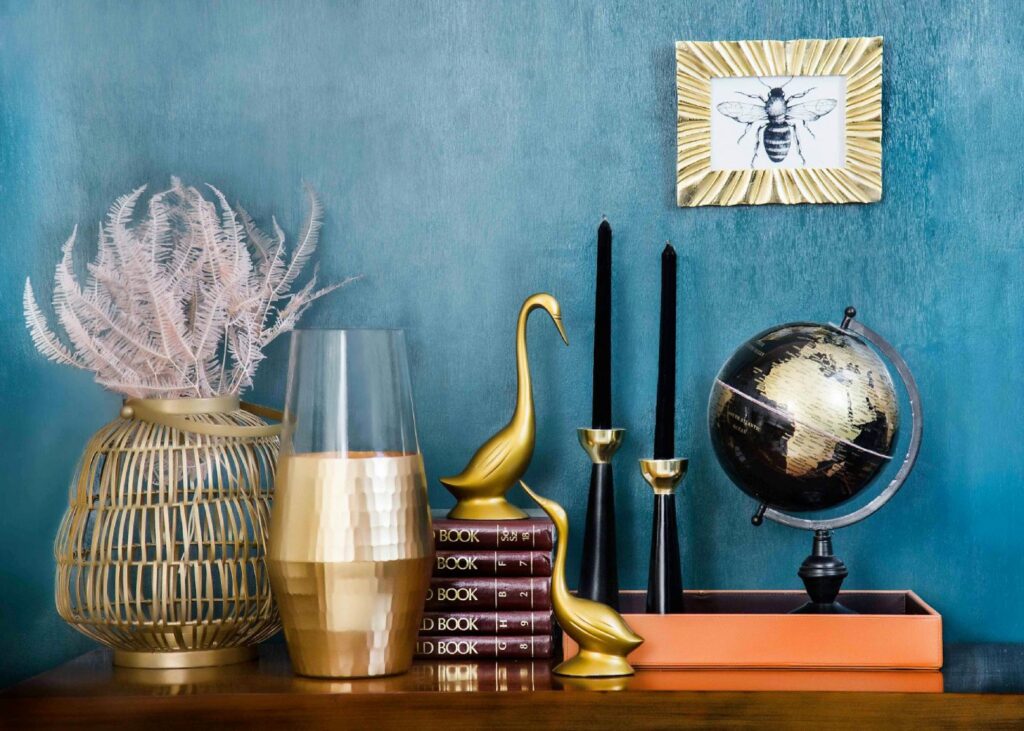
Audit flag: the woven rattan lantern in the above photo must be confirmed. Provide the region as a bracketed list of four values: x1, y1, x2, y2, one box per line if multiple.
[55, 396, 282, 669]
[24, 180, 343, 669]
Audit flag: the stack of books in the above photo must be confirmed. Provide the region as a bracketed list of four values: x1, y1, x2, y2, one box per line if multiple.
[415, 509, 556, 660]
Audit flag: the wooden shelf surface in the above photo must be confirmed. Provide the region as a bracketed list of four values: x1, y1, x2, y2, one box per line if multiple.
[3, 644, 1024, 729]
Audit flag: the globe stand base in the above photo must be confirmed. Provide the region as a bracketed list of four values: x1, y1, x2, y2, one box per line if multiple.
[792, 600, 855, 614]
[792, 529, 855, 615]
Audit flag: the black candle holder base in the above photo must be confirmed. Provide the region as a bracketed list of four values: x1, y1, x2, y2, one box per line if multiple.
[639, 457, 688, 615]
[792, 529, 854, 614]
[579, 462, 620, 608]
[577, 428, 624, 610]
[646, 493, 682, 614]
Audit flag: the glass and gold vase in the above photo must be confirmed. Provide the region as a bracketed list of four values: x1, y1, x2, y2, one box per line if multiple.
[54, 395, 282, 669]
[268, 329, 433, 678]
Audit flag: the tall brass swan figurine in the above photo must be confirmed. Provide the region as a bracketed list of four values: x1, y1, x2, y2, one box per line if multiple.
[441, 293, 568, 520]
[520, 481, 643, 677]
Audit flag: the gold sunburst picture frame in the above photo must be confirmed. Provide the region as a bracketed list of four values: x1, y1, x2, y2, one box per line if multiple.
[676, 37, 883, 207]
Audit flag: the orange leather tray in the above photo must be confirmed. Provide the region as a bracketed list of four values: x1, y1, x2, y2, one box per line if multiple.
[563, 590, 942, 670]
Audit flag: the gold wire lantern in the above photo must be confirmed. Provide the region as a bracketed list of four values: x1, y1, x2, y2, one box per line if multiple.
[55, 395, 282, 669]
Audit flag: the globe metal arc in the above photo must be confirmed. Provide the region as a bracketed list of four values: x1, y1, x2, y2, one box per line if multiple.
[709, 312, 921, 531]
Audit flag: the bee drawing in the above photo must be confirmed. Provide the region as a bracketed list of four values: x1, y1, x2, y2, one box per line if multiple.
[716, 78, 838, 167]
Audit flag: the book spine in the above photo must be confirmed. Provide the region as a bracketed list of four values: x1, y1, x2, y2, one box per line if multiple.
[424, 577, 551, 611]
[414, 635, 553, 659]
[433, 550, 552, 578]
[432, 519, 554, 550]
[418, 611, 554, 636]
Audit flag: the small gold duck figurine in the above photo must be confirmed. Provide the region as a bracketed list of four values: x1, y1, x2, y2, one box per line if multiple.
[441, 293, 568, 520]
[520, 481, 644, 677]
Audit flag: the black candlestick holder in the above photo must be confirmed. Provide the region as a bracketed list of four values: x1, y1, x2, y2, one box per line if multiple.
[577, 427, 624, 609]
[639, 457, 687, 614]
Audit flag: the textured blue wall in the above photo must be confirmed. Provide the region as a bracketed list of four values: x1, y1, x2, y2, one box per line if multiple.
[2, 0, 1022, 686]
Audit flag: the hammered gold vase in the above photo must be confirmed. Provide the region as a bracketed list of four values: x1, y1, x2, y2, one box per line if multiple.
[268, 329, 433, 678]
[54, 395, 282, 669]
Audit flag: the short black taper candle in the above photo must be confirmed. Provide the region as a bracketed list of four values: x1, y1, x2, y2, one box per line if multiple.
[653, 243, 677, 459]
[592, 218, 612, 429]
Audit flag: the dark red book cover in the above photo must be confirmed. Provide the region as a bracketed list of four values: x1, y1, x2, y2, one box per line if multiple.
[424, 577, 551, 610]
[414, 635, 553, 659]
[419, 610, 554, 636]
[433, 550, 552, 577]
[431, 509, 554, 550]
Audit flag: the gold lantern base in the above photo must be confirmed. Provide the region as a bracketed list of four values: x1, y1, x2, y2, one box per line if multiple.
[114, 645, 258, 670]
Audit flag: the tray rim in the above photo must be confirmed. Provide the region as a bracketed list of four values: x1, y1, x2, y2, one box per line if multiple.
[613, 588, 940, 618]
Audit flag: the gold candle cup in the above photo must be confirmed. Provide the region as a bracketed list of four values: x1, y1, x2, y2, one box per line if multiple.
[577, 427, 624, 464]
[638, 458, 688, 495]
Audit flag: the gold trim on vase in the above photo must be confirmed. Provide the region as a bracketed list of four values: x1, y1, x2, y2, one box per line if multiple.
[268, 452, 433, 678]
[124, 394, 242, 415]
[121, 396, 283, 438]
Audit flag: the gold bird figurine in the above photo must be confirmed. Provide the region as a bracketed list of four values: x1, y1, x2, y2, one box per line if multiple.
[520, 481, 644, 677]
[442, 293, 568, 520]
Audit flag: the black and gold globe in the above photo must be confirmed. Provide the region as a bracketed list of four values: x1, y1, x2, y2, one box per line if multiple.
[709, 321, 899, 513]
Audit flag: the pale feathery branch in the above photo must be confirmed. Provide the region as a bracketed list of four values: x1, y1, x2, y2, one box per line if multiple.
[278, 183, 323, 292]
[23, 278, 85, 369]
[24, 179, 347, 398]
[259, 275, 358, 347]
[258, 185, 321, 330]
[50, 227, 147, 384]
[56, 227, 173, 370]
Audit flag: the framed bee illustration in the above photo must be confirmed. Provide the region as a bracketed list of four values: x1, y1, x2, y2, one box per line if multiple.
[676, 37, 882, 206]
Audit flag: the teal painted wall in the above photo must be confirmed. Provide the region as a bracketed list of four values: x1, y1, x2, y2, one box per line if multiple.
[2, 0, 1022, 685]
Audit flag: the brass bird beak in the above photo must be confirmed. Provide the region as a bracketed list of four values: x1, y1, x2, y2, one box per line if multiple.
[553, 316, 569, 346]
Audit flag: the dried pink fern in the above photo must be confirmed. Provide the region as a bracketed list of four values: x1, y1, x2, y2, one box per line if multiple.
[24, 178, 351, 398]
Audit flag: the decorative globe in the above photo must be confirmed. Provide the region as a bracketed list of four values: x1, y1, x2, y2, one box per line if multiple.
[709, 320, 899, 513]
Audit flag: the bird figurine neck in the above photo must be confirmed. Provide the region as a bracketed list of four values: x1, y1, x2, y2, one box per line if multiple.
[522, 482, 572, 613]
[512, 294, 568, 427]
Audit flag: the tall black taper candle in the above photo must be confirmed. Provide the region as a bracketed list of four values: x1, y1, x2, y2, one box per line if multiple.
[645, 241, 683, 614]
[653, 243, 677, 459]
[592, 219, 612, 429]
[578, 217, 621, 609]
